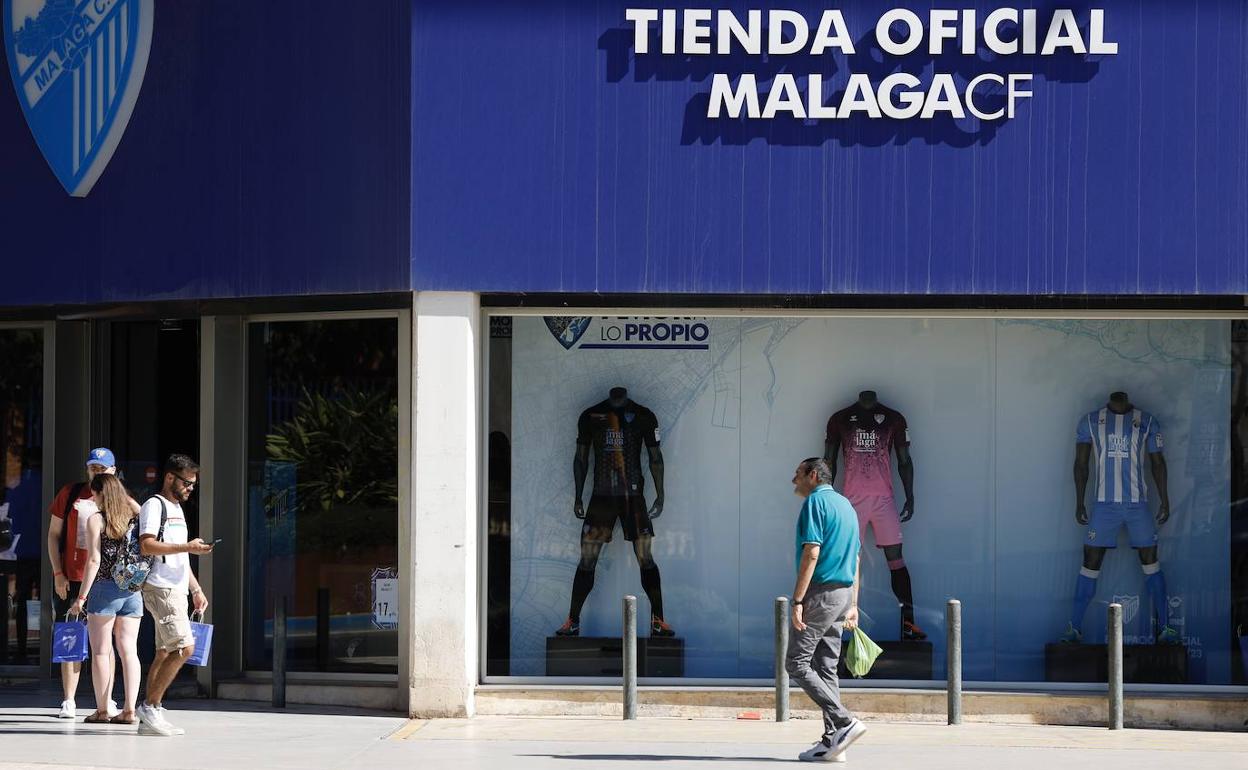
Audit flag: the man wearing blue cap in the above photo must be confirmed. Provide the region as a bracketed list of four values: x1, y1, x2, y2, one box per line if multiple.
[46, 448, 122, 719]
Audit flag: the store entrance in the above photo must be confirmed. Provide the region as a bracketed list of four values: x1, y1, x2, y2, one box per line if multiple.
[106, 320, 200, 499]
[104, 320, 200, 668]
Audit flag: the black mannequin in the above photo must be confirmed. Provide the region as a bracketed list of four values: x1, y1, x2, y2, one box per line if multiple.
[558, 387, 672, 637]
[833, 391, 916, 521]
[824, 390, 923, 640]
[573, 388, 665, 519]
[824, 391, 917, 517]
[1065, 391, 1176, 644]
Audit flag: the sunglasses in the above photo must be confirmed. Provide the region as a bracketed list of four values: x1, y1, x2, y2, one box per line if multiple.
[172, 474, 197, 489]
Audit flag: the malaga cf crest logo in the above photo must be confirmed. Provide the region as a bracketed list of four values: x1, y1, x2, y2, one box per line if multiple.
[3, 0, 153, 196]
[544, 317, 592, 350]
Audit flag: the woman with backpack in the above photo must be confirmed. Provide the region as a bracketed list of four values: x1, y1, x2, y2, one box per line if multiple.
[70, 473, 148, 725]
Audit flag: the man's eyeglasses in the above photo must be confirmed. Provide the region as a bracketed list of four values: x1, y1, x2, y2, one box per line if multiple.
[173, 474, 197, 489]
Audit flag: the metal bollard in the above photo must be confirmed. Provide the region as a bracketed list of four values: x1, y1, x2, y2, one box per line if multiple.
[946, 599, 962, 725]
[775, 597, 790, 722]
[273, 595, 287, 709]
[1108, 603, 1123, 730]
[623, 595, 637, 720]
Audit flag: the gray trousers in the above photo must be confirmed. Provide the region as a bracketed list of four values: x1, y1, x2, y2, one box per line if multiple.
[785, 582, 855, 738]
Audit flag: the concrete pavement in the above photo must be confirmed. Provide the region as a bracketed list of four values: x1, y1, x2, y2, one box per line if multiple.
[0, 691, 1245, 769]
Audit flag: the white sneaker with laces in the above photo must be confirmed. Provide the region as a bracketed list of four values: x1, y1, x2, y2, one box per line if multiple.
[156, 705, 185, 735]
[136, 703, 174, 737]
[57, 699, 76, 719]
[828, 719, 867, 758]
[106, 699, 120, 718]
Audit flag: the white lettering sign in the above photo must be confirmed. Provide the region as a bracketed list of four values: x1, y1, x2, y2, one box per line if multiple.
[622, 7, 1118, 121]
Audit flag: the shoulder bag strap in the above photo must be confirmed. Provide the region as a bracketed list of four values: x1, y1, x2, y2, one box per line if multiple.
[158, 497, 168, 564]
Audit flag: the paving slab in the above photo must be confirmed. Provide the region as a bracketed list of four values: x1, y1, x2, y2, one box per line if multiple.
[0, 693, 1245, 770]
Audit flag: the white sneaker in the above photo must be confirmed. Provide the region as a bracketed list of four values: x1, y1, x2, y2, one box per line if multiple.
[799, 740, 839, 762]
[138, 720, 176, 737]
[57, 700, 75, 719]
[827, 719, 867, 758]
[156, 706, 185, 735]
[106, 699, 120, 718]
[136, 704, 174, 737]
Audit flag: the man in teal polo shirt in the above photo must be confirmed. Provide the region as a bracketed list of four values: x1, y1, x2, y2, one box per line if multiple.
[786, 457, 866, 763]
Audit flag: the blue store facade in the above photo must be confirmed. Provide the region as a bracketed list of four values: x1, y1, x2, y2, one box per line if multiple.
[0, 1, 1245, 716]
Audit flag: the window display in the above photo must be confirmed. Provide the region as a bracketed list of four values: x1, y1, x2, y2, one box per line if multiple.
[555, 387, 671, 639]
[488, 315, 1243, 685]
[1065, 395, 1173, 644]
[825, 392, 923, 642]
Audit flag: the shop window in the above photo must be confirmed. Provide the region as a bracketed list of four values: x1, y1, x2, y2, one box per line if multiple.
[487, 316, 1247, 685]
[244, 319, 399, 674]
[0, 329, 42, 666]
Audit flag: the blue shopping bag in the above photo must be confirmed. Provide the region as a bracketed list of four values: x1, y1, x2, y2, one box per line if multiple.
[187, 612, 213, 667]
[51, 613, 89, 663]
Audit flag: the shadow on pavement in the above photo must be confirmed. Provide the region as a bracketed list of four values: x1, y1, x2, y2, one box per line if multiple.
[0, 679, 400, 719]
[521, 755, 791, 763]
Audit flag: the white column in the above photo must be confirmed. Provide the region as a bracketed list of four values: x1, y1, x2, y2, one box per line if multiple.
[406, 291, 480, 717]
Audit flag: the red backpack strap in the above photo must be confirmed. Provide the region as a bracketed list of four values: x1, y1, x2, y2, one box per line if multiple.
[57, 482, 87, 557]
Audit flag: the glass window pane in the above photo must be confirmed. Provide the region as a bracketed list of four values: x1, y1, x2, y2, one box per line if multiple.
[0, 328, 43, 666]
[996, 320, 1233, 684]
[489, 315, 1242, 686]
[500, 316, 740, 678]
[244, 319, 399, 674]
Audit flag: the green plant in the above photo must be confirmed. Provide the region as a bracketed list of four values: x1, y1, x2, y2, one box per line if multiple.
[265, 387, 398, 514]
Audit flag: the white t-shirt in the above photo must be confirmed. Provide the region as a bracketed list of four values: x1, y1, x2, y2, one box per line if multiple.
[139, 495, 189, 591]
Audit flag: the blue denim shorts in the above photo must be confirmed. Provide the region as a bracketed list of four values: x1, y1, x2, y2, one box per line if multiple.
[86, 578, 144, 617]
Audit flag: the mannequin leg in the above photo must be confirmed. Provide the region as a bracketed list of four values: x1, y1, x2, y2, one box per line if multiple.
[632, 536, 664, 621]
[1069, 546, 1108, 635]
[881, 544, 915, 627]
[1137, 546, 1170, 634]
[568, 540, 604, 623]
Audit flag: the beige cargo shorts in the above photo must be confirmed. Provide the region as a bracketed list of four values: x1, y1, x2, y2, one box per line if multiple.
[141, 584, 194, 652]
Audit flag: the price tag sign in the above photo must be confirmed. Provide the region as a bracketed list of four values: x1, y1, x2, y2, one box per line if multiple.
[371, 567, 398, 630]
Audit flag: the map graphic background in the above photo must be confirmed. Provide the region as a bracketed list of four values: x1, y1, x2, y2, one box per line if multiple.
[508, 317, 1232, 683]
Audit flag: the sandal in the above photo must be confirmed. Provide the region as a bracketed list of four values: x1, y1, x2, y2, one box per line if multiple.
[83, 711, 110, 724]
[109, 712, 138, 725]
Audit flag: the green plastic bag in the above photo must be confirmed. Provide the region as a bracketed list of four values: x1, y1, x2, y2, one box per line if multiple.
[844, 627, 883, 678]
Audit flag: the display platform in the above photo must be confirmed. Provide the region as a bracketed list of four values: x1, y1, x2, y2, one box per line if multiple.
[546, 636, 684, 677]
[1044, 642, 1188, 684]
[837, 639, 933, 681]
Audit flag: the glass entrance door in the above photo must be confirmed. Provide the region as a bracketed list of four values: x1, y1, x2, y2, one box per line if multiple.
[244, 318, 399, 675]
[104, 320, 201, 668]
[106, 320, 201, 500]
